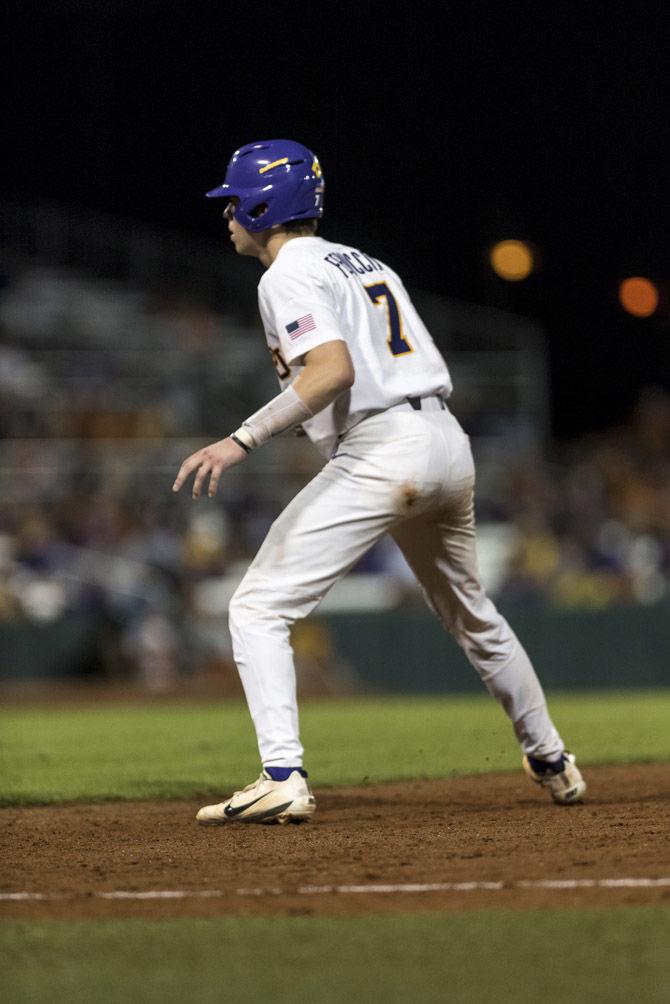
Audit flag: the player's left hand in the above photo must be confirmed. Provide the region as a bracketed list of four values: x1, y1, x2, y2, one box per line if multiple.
[172, 437, 248, 499]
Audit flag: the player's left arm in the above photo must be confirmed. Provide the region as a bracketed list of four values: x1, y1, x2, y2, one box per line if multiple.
[172, 340, 354, 499]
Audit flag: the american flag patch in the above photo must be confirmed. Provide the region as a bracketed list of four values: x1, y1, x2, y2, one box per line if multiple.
[285, 314, 316, 340]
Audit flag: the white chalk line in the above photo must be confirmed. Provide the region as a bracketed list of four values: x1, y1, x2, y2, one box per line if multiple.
[2, 877, 670, 903]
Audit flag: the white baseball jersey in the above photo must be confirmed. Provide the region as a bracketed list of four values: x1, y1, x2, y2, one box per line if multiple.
[257, 236, 453, 456]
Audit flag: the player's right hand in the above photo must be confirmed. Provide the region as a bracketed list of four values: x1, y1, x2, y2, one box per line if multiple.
[172, 437, 247, 500]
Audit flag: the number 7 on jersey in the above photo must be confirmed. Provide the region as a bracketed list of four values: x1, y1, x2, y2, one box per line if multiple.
[364, 282, 414, 357]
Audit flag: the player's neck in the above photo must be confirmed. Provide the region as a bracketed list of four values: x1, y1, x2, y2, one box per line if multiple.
[257, 231, 312, 269]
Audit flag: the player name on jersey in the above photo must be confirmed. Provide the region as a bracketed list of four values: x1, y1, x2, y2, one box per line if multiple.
[323, 250, 383, 277]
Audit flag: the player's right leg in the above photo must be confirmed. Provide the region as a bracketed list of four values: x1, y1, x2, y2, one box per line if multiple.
[226, 465, 393, 771]
[225, 410, 441, 772]
[196, 463, 395, 824]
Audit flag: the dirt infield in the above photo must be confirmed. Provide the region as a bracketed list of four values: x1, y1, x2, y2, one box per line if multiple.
[2, 764, 669, 919]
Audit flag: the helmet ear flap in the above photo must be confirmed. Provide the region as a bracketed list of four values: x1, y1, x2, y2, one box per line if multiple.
[233, 192, 273, 231]
[249, 202, 269, 220]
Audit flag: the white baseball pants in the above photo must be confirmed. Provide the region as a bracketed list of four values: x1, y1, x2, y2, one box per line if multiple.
[228, 402, 564, 767]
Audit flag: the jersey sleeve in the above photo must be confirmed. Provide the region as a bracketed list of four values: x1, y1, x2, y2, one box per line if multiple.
[260, 258, 344, 364]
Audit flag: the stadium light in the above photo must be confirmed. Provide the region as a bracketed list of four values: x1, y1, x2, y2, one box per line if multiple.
[489, 240, 534, 282]
[618, 276, 659, 318]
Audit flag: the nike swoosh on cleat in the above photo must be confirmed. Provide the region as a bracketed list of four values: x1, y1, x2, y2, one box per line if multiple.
[243, 801, 293, 822]
[224, 793, 272, 818]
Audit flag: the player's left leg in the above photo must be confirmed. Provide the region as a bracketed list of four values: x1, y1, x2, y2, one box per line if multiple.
[391, 501, 565, 762]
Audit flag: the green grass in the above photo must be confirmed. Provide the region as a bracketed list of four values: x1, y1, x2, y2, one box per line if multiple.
[1, 690, 669, 805]
[3, 909, 670, 1003]
[3, 695, 669, 1003]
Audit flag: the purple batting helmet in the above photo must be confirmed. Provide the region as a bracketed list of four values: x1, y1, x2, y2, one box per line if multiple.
[206, 139, 325, 232]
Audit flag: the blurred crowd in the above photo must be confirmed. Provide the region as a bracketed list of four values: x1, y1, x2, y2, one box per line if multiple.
[483, 385, 670, 608]
[1, 265, 669, 685]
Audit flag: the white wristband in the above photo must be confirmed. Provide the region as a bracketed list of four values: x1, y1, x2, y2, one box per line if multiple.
[233, 384, 313, 450]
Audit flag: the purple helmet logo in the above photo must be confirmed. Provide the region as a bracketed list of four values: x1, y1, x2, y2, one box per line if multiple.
[207, 139, 325, 232]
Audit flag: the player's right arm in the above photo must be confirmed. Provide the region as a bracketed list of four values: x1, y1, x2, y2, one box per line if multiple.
[172, 339, 353, 500]
[291, 340, 354, 414]
[230, 338, 353, 452]
[172, 255, 354, 500]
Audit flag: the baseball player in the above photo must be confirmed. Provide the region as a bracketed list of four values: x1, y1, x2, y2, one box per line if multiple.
[172, 139, 586, 824]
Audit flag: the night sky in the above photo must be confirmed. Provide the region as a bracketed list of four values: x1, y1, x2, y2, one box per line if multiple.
[4, 2, 668, 438]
